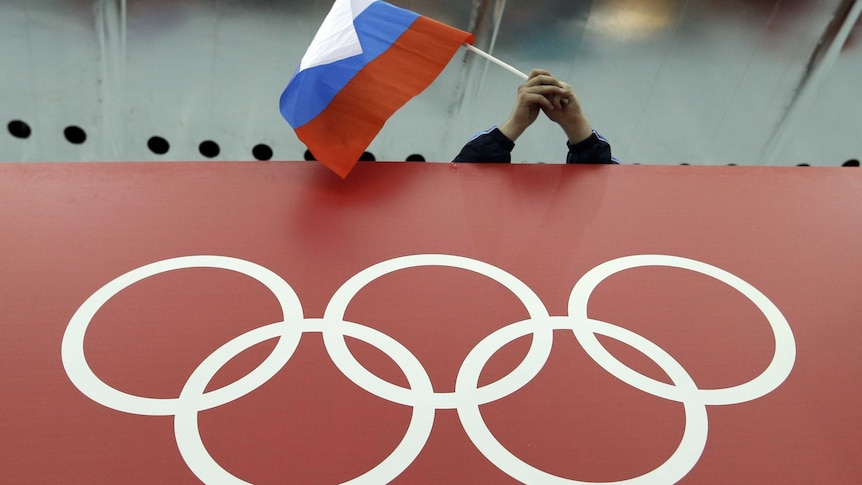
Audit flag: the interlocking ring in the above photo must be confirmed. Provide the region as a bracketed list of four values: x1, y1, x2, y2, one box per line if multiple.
[62, 254, 795, 484]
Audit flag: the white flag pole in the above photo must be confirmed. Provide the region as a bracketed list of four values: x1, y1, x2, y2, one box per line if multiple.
[461, 44, 569, 104]
[462, 43, 528, 80]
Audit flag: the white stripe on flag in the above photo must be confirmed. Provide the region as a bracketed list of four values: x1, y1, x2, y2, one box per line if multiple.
[300, 0, 377, 71]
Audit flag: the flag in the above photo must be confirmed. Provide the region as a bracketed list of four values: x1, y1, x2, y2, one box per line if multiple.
[279, 0, 474, 178]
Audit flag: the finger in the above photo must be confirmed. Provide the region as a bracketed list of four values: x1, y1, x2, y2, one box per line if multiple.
[520, 84, 567, 96]
[523, 74, 564, 89]
[527, 68, 553, 79]
[522, 87, 567, 108]
[521, 92, 556, 111]
[558, 82, 575, 106]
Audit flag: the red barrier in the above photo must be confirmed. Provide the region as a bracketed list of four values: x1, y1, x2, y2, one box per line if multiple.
[1, 161, 860, 484]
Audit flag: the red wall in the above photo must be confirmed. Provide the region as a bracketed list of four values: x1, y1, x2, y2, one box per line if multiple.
[1, 161, 860, 484]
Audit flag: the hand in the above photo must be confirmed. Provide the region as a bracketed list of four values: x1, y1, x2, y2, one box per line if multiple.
[541, 81, 593, 145]
[498, 69, 569, 142]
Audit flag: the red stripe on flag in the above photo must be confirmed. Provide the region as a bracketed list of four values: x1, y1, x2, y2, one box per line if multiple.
[296, 17, 473, 178]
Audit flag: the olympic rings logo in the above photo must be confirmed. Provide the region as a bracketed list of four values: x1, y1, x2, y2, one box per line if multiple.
[62, 254, 796, 484]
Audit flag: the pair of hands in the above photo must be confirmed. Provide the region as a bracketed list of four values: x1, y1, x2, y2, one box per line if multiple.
[498, 69, 593, 145]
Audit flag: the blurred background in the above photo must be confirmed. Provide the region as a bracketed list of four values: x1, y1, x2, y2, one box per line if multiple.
[1, 0, 859, 166]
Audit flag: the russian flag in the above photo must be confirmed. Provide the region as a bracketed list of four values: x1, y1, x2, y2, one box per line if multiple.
[280, 0, 474, 177]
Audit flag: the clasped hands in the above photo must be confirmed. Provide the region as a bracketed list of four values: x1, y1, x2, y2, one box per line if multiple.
[498, 69, 593, 145]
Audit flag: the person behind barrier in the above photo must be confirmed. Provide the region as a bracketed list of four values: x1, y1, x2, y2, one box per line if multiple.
[453, 69, 617, 165]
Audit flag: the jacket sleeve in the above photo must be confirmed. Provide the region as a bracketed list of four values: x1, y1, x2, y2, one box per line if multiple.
[451, 127, 514, 163]
[453, 127, 619, 164]
[566, 131, 618, 165]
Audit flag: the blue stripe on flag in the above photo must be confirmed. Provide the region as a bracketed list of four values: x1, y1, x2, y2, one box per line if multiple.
[280, 2, 419, 129]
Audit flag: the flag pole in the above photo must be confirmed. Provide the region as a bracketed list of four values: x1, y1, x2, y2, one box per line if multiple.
[462, 43, 528, 80]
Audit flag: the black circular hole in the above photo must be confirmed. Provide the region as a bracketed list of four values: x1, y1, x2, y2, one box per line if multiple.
[148, 136, 170, 155]
[252, 144, 273, 161]
[199, 140, 220, 158]
[843, 159, 860, 167]
[797, 163, 810, 167]
[303, 149, 316, 161]
[405, 153, 426, 162]
[359, 151, 376, 161]
[8, 120, 31, 139]
[64, 125, 87, 144]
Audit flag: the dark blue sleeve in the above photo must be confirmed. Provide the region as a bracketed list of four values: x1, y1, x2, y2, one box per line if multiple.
[451, 128, 514, 163]
[453, 127, 618, 164]
[566, 131, 618, 165]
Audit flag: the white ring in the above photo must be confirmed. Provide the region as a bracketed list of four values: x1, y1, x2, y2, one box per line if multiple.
[61, 256, 303, 415]
[568, 255, 795, 405]
[174, 319, 435, 485]
[458, 316, 708, 484]
[322, 254, 553, 409]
